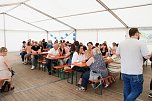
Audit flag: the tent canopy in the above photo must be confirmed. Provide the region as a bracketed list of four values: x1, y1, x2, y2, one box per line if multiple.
[0, 0, 152, 31]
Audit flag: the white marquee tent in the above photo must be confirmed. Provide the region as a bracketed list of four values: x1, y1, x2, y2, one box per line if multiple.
[0, 0, 152, 51]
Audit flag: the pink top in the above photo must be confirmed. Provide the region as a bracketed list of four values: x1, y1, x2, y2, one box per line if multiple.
[25, 46, 32, 54]
[64, 46, 70, 54]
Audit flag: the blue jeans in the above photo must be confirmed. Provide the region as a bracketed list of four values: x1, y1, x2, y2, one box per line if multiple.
[81, 71, 90, 89]
[31, 55, 38, 67]
[46, 59, 59, 72]
[122, 73, 143, 101]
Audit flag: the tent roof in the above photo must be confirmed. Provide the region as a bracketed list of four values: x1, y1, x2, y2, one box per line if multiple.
[0, 0, 152, 31]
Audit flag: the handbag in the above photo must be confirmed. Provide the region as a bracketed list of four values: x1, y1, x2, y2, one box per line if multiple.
[89, 70, 101, 81]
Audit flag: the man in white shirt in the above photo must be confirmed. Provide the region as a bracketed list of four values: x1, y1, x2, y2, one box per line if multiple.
[116, 28, 151, 101]
[46, 43, 59, 75]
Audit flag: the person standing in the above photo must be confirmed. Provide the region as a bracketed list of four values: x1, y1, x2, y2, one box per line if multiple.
[116, 28, 151, 101]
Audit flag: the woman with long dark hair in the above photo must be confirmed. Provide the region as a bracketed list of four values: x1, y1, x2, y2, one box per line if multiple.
[71, 45, 87, 85]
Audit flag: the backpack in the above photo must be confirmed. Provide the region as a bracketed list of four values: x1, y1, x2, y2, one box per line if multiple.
[1, 81, 10, 92]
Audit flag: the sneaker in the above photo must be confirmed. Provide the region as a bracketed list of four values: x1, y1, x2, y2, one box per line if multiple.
[104, 84, 109, 88]
[40, 64, 43, 67]
[91, 83, 95, 88]
[76, 87, 86, 91]
[31, 65, 35, 70]
[148, 93, 152, 98]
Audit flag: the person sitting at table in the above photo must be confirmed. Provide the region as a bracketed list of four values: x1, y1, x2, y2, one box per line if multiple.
[24, 42, 32, 64]
[65, 43, 76, 65]
[58, 43, 67, 65]
[71, 45, 88, 85]
[100, 43, 109, 57]
[31, 40, 35, 46]
[42, 39, 47, 49]
[31, 41, 41, 70]
[46, 43, 60, 75]
[59, 43, 66, 56]
[20, 41, 27, 63]
[77, 48, 109, 91]
[84, 42, 93, 60]
[106, 54, 121, 82]
[64, 43, 70, 55]
[110, 42, 117, 56]
[46, 40, 53, 49]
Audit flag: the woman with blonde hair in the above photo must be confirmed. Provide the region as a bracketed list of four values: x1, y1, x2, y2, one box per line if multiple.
[0, 47, 14, 92]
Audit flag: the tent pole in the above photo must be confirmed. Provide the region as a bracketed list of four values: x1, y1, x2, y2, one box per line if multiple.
[46, 31, 49, 42]
[97, 30, 99, 43]
[0, 0, 30, 7]
[74, 29, 77, 41]
[3, 14, 6, 47]
[59, 31, 61, 41]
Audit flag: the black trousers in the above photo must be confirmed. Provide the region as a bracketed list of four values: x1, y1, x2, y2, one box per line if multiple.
[46, 59, 59, 72]
[21, 52, 27, 62]
[81, 71, 90, 88]
[72, 66, 89, 78]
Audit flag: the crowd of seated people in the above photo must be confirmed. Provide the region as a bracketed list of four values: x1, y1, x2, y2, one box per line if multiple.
[77, 48, 109, 91]
[19, 39, 125, 90]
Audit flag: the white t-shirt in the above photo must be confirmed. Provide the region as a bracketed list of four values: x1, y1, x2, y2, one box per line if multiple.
[71, 52, 86, 68]
[116, 38, 150, 75]
[47, 48, 59, 58]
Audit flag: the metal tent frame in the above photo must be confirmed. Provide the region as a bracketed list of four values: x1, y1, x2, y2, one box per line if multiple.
[1, 0, 152, 31]
[0, 0, 152, 46]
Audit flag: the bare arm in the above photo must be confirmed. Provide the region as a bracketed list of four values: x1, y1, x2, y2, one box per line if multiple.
[86, 57, 94, 66]
[4, 56, 12, 70]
